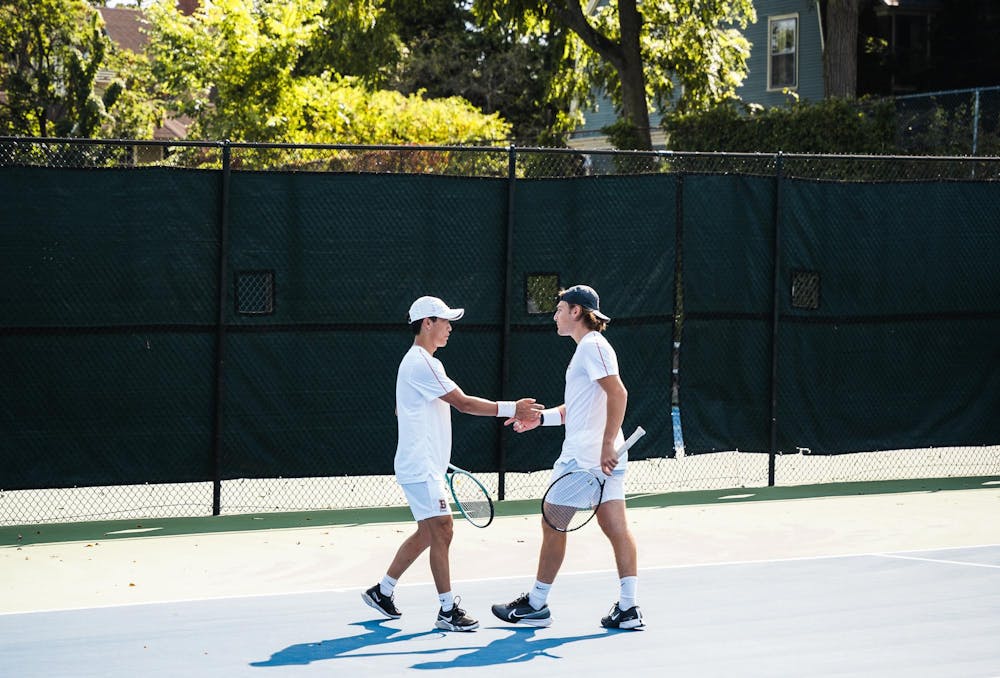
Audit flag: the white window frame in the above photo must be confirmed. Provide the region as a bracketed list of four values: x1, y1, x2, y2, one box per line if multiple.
[767, 14, 799, 92]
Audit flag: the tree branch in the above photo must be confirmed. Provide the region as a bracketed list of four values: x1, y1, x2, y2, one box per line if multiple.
[551, 0, 624, 70]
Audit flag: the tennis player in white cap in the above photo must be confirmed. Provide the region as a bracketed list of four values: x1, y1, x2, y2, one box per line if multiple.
[363, 295, 543, 632]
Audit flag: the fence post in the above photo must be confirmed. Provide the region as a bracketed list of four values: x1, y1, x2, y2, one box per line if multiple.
[768, 152, 784, 486]
[211, 141, 232, 516]
[972, 88, 981, 157]
[497, 144, 517, 500]
[671, 171, 685, 457]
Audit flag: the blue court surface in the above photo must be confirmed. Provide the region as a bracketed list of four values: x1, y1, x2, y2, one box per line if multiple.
[2, 543, 998, 677]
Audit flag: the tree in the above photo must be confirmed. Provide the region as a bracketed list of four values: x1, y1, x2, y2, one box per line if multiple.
[387, 0, 569, 145]
[145, 0, 510, 145]
[296, 0, 567, 145]
[823, 0, 859, 98]
[100, 39, 166, 140]
[298, 0, 403, 89]
[0, 0, 115, 136]
[474, 0, 755, 149]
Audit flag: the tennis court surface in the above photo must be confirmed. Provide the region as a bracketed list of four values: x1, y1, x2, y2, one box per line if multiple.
[2, 485, 999, 677]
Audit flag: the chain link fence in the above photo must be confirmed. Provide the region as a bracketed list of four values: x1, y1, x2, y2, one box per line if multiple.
[896, 86, 1000, 157]
[1, 137, 998, 526]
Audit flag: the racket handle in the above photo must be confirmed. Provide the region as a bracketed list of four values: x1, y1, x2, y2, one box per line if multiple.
[617, 426, 646, 458]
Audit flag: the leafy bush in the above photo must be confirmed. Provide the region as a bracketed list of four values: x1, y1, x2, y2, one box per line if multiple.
[663, 97, 897, 154]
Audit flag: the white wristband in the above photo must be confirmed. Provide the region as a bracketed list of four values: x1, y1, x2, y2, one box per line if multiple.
[496, 400, 516, 418]
[540, 408, 562, 426]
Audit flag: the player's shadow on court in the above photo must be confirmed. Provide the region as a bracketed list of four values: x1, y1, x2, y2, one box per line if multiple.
[249, 619, 451, 667]
[411, 626, 614, 669]
[249, 620, 614, 669]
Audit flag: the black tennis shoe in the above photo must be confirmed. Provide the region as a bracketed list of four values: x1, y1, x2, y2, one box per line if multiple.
[490, 593, 553, 627]
[362, 584, 401, 619]
[600, 602, 644, 630]
[435, 597, 479, 632]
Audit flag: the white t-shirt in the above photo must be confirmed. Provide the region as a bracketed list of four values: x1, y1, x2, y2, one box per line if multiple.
[559, 331, 626, 470]
[394, 345, 457, 484]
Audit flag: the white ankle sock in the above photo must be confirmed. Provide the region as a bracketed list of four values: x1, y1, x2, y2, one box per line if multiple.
[438, 591, 455, 612]
[619, 576, 638, 610]
[528, 580, 551, 610]
[379, 574, 397, 597]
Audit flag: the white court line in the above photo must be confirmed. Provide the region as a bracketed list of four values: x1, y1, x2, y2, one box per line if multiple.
[558, 542, 1000, 576]
[876, 553, 1000, 570]
[4, 543, 999, 618]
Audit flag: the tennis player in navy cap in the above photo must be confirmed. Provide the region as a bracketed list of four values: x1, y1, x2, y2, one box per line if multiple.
[491, 285, 644, 630]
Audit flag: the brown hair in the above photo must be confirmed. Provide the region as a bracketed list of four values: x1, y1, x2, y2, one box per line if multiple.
[580, 309, 607, 333]
[558, 288, 607, 333]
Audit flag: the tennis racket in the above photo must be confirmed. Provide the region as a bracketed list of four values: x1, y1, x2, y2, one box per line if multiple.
[541, 426, 646, 533]
[447, 464, 494, 528]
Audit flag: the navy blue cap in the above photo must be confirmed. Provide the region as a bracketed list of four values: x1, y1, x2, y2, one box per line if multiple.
[560, 284, 610, 321]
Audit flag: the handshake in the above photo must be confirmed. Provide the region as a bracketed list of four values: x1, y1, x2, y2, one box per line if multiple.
[504, 398, 547, 434]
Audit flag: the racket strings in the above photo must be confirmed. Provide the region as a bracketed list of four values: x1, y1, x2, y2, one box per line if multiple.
[542, 470, 603, 532]
[457, 498, 491, 520]
[449, 472, 493, 527]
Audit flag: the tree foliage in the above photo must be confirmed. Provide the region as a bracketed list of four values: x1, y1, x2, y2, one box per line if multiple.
[0, 0, 160, 139]
[298, 0, 403, 88]
[473, 0, 755, 149]
[145, 0, 510, 145]
[383, 0, 569, 145]
[0, 0, 116, 136]
[99, 43, 164, 140]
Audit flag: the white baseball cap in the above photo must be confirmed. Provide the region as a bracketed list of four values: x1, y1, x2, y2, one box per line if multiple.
[407, 296, 465, 323]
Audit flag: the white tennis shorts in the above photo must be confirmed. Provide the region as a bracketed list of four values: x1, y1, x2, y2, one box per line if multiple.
[550, 458, 627, 502]
[401, 477, 452, 522]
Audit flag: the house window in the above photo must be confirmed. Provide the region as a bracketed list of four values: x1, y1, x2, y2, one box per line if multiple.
[768, 15, 798, 91]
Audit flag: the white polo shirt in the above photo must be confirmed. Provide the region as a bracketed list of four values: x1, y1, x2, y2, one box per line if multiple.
[394, 345, 457, 484]
[559, 331, 626, 470]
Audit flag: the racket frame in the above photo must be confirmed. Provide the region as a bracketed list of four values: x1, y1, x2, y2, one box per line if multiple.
[541, 426, 646, 533]
[541, 468, 605, 531]
[447, 463, 495, 528]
